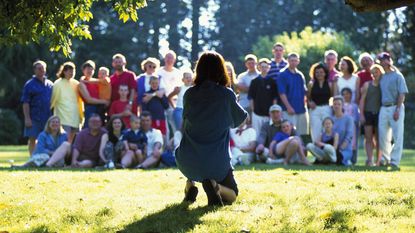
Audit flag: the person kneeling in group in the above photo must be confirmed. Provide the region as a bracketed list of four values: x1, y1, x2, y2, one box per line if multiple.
[306, 117, 339, 164]
[267, 120, 310, 166]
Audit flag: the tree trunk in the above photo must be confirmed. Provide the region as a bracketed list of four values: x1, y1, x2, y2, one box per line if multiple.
[191, 0, 201, 63]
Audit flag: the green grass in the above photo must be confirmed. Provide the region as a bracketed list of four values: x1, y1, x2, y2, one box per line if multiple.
[1, 146, 415, 232]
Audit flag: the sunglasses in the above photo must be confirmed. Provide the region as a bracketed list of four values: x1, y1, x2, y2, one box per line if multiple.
[148, 65, 156, 69]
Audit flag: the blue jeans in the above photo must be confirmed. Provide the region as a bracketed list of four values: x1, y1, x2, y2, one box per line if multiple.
[173, 107, 183, 131]
[83, 104, 98, 129]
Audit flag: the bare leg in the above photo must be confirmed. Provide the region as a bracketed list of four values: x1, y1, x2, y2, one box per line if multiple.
[283, 138, 299, 165]
[67, 131, 76, 144]
[293, 137, 310, 165]
[374, 127, 382, 166]
[211, 180, 237, 203]
[28, 137, 36, 156]
[121, 150, 135, 168]
[46, 142, 71, 167]
[364, 125, 374, 166]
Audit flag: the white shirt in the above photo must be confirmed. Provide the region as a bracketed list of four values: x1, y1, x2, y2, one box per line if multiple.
[237, 70, 260, 108]
[157, 67, 183, 96]
[337, 74, 358, 102]
[176, 85, 192, 108]
[230, 126, 257, 153]
[145, 128, 163, 156]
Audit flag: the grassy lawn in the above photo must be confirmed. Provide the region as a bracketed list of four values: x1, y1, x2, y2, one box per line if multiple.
[1, 146, 414, 232]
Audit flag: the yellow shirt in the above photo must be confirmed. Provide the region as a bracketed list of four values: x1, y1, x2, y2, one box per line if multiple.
[50, 78, 84, 128]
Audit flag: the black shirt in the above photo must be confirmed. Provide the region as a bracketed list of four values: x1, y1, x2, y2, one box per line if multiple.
[248, 75, 278, 116]
[310, 80, 331, 106]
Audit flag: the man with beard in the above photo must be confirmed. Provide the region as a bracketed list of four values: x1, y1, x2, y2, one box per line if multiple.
[110, 53, 137, 104]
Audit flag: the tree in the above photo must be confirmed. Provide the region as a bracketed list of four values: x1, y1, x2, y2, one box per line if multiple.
[252, 27, 355, 78]
[0, 0, 147, 56]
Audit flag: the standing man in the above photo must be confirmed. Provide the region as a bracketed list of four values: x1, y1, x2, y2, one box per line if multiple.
[324, 50, 341, 82]
[157, 50, 183, 134]
[110, 53, 136, 103]
[237, 54, 259, 116]
[266, 43, 288, 104]
[21, 60, 53, 155]
[377, 52, 408, 169]
[278, 53, 309, 136]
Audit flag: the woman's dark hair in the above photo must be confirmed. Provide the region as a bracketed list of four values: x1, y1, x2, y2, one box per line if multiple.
[340, 56, 358, 74]
[193, 51, 230, 87]
[107, 116, 125, 135]
[309, 62, 329, 81]
[56, 61, 75, 78]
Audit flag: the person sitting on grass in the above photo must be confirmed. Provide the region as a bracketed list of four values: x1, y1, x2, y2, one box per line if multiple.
[121, 115, 147, 168]
[175, 51, 248, 206]
[229, 117, 257, 166]
[71, 114, 107, 168]
[98, 116, 128, 169]
[268, 120, 310, 166]
[306, 117, 339, 164]
[19, 115, 71, 168]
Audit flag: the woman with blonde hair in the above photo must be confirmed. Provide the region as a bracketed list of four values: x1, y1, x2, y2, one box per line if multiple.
[225, 61, 238, 93]
[137, 57, 166, 106]
[19, 116, 71, 167]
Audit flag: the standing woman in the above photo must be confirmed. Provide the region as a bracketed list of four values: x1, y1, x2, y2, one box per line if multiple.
[225, 61, 238, 93]
[359, 64, 383, 166]
[332, 96, 354, 166]
[307, 62, 336, 142]
[336, 56, 359, 103]
[51, 62, 83, 142]
[175, 51, 247, 206]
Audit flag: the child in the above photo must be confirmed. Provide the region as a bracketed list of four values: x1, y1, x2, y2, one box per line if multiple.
[142, 76, 169, 136]
[108, 84, 138, 128]
[306, 117, 339, 164]
[168, 68, 193, 131]
[341, 87, 359, 164]
[121, 115, 147, 167]
[268, 120, 310, 165]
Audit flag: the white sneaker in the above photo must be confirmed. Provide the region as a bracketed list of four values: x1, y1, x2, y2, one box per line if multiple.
[106, 161, 115, 169]
[266, 158, 284, 164]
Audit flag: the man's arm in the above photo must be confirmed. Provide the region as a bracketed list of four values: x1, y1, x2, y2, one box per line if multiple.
[22, 103, 32, 127]
[279, 94, 295, 114]
[394, 93, 406, 121]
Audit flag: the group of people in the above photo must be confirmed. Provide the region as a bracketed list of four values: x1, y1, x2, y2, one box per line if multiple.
[19, 43, 408, 206]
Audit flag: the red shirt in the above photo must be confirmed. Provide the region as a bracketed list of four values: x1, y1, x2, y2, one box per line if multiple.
[110, 70, 137, 101]
[357, 70, 373, 89]
[85, 82, 99, 99]
[108, 99, 138, 128]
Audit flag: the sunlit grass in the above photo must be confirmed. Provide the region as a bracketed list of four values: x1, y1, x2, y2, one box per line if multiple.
[1, 146, 414, 232]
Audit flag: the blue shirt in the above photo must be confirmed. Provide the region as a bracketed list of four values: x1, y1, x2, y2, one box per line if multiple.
[332, 115, 353, 151]
[121, 129, 148, 150]
[379, 71, 409, 105]
[175, 81, 247, 182]
[278, 68, 307, 114]
[20, 76, 53, 123]
[141, 89, 169, 120]
[33, 131, 68, 155]
[272, 131, 289, 143]
[266, 60, 288, 81]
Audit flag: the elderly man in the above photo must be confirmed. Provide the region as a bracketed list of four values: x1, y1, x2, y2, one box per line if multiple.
[136, 111, 164, 169]
[356, 52, 374, 102]
[21, 60, 53, 155]
[71, 114, 107, 168]
[377, 52, 408, 169]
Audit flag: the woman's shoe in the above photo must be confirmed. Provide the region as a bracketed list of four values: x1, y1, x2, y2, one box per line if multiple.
[183, 186, 198, 203]
[202, 179, 223, 206]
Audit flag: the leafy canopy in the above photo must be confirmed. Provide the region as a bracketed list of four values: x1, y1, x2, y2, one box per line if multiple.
[0, 0, 147, 56]
[253, 26, 355, 78]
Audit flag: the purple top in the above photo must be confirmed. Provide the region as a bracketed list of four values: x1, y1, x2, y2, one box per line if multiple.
[73, 127, 107, 161]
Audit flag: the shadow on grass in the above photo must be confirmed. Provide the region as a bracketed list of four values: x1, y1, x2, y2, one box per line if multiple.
[119, 202, 214, 233]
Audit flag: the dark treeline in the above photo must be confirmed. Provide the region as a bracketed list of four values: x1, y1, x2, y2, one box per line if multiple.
[0, 0, 414, 145]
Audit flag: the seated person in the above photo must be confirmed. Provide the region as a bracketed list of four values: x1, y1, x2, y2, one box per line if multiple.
[20, 115, 71, 167]
[268, 120, 310, 165]
[121, 115, 147, 168]
[136, 111, 164, 169]
[230, 118, 256, 166]
[99, 116, 128, 169]
[306, 117, 339, 164]
[71, 114, 107, 168]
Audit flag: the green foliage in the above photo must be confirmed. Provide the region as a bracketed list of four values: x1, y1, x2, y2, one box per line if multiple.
[0, 109, 22, 145]
[0, 0, 147, 56]
[252, 27, 355, 77]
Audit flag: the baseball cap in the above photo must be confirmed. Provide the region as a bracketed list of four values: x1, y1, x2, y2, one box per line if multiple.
[269, 104, 282, 112]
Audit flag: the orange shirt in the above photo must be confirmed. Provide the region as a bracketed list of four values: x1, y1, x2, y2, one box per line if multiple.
[98, 77, 111, 101]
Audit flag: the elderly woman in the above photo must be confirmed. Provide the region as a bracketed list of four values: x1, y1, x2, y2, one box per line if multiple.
[137, 57, 166, 107]
[20, 116, 71, 167]
[175, 51, 247, 206]
[332, 95, 354, 166]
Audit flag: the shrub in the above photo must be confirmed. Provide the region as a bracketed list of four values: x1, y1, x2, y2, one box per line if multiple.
[0, 108, 22, 145]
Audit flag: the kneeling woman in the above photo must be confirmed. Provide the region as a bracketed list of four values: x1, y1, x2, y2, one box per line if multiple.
[175, 51, 247, 206]
[21, 115, 71, 167]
